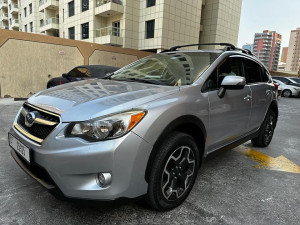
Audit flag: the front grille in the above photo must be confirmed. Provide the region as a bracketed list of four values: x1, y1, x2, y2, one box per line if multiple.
[15, 103, 60, 143]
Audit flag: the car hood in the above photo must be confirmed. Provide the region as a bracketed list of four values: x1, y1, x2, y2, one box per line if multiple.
[28, 79, 179, 122]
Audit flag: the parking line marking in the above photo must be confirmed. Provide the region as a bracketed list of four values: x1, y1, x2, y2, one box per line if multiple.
[234, 146, 300, 174]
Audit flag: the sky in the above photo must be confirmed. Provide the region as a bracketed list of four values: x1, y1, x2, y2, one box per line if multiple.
[237, 0, 300, 48]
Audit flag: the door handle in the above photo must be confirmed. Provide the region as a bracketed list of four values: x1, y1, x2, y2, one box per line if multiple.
[244, 95, 252, 101]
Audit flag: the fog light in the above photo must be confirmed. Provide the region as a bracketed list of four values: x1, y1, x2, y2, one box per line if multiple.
[96, 172, 111, 187]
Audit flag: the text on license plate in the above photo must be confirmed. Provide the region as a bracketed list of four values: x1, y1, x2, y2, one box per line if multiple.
[9, 133, 30, 163]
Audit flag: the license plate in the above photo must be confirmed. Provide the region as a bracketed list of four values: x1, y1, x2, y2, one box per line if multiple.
[8, 133, 31, 163]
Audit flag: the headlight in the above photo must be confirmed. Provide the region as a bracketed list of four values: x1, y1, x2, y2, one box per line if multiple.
[65, 110, 146, 141]
[293, 87, 300, 91]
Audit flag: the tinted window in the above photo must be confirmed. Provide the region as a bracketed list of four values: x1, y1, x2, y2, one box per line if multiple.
[82, 0, 89, 12]
[146, 20, 155, 39]
[147, 0, 156, 7]
[69, 1, 74, 17]
[69, 27, 75, 40]
[82, 22, 89, 39]
[261, 67, 270, 82]
[202, 58, 244, 92]
[68, 68, 91, 78]
[243, 60, 262, 83]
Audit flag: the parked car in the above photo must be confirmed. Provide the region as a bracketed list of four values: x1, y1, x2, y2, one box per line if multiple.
[273, 79, 300, 97]
[290, 77, 300, 84]
[9, 43, 278, 211]
[272, 76, 300, 88]
[47, 65, 120, 88]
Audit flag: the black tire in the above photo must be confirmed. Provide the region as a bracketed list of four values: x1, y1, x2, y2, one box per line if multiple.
[251, 110, 276, 147]
[281, 89, 292, 98]
[147, 132, 199, 211]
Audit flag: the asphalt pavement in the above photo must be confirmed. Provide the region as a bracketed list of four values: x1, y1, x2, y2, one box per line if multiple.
[0, 97, 299, 225]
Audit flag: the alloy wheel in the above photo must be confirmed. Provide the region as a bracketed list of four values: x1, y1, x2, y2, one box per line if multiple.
[263, 114, 275, 145]
[161, 146, 195, 201]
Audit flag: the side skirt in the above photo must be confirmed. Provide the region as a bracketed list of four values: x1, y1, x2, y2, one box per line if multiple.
[203, 129, 261, 162]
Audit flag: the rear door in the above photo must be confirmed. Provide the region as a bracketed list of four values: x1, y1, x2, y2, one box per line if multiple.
[243, 59, 273, 131]
[205, 56, 252, 152]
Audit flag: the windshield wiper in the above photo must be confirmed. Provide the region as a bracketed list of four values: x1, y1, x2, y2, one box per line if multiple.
[112, 77, 165, 85]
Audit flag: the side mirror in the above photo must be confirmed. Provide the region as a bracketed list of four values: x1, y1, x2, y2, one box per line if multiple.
[62, 73, 68, 78]
[217, 76, 246, 98]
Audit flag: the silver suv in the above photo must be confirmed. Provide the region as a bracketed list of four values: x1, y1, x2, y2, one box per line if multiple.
[8, 43, 278, 211]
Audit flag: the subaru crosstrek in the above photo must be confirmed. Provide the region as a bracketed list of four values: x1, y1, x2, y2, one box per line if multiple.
[8, 43, 278, 211]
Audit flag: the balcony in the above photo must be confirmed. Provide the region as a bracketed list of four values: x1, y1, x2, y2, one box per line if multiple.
[9, 4, 18, 14]
[95, 0, 124, 17]
[0, 0, 7, 9]
[0, 13, 8, 21]
[95, 26, 123, 46]
[39, 0, 59, 12]
[11, 19, 19, 29]
[40, 17, 59, 32]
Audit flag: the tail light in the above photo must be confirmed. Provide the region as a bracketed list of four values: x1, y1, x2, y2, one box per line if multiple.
[273, 82, 278, 90]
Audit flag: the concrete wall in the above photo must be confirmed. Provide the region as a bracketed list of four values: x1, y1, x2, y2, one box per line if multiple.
[0, 29, 152, 98]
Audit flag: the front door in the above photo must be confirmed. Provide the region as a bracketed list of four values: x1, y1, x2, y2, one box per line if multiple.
[204, 57, 252, 152]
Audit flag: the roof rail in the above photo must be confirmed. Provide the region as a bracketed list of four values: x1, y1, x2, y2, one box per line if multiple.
[168, 43, 236, 51]
[162, 43, 254, 56]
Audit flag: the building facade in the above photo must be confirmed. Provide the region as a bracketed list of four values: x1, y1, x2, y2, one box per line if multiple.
[281, 47, 288, 63]
[253, 30, 281, 71]
[285, 28, 300, 72]
[0, 0, 242, 52]
[242, 43, 253, 51]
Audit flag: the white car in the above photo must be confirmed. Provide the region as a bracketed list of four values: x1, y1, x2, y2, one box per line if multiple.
[273, 79, 300, 97]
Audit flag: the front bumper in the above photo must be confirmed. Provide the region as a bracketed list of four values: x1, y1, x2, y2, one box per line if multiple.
[9, 123, 153, 200]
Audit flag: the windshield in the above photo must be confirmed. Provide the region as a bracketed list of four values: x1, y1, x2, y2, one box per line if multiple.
[110, 52, 220, 86]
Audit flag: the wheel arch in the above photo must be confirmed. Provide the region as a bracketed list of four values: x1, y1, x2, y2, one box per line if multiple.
[267, 100, 278, 125]
[144, 115, 207, 183]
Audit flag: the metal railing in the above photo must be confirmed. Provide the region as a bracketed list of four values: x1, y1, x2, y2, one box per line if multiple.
[12, 19, 19, 25]
[11, 4, 18, 9]
[95, 26, 123, 37]
[47, 17, 59, 24]
[95, 0, 122, 7]
[1, 13, 8, 18]
[39, 0, 59, 7]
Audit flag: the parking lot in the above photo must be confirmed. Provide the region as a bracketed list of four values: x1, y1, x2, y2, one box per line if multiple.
[0, 97, 299, 225]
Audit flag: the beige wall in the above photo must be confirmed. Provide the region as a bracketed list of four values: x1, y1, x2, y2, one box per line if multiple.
[0, 29, 152, 98]
[89, 50, 138, 67]
[200, 0, 242, 49]
[285, 28, 300, 72]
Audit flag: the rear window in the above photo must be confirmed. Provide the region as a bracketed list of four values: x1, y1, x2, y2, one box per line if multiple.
[68, 67, 91, 78]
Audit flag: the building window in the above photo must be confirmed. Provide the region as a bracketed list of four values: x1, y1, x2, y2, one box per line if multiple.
[24, 24, 27, 32]
[68, 1, 75, 17]
[82, 0, 89, 12]
[146, 0, 156, 7]
[30, 22, 33, 32]
[81, 22, 89, 39]
[69, 27, 75, 40]
[29, 3, 32, 14]
[145, 20, 155, 39]
[112, 21, 120, 37]
[24, 7, 27, 17]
